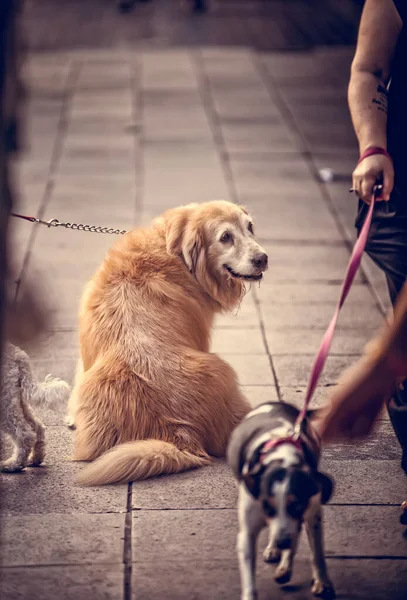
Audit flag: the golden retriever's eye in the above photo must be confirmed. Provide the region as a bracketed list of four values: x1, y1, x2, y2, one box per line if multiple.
[220, 231, 233, 244]
[248, 222, 254, 234]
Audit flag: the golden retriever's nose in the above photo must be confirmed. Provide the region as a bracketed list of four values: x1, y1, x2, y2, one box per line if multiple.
[252, 253, 268, 270]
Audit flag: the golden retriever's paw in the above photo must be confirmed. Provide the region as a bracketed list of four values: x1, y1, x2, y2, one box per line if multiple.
[312, 579, 336, 599]
[65, 415, 76, 430]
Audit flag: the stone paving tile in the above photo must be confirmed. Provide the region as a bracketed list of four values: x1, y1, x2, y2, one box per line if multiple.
[272, 354, 370, 388]
[1, 513, 125, 566]
[132, 507, 406, 560]
[131, 558, 407, 600]
[262, 302, 383, 331]
[280, 385, 391, 424]
[265, 243, 365, 283]
[320, 459, 405, 505]
[0, 428, 128, 514]
[266, 329, 376, 355]
[322, 422, 400, 462]
[221, 354, 274, 385]
[132, 461, 236, 510]
[0, 565, 124, 600]
[211, 327, 265, 354]
[221, 122, 301, 153]
[257, 281, 378, 305]
[143, 147, 229, 207]
[241, 385, 279, 407]
[215, 294, 261, 329]
[133, 457, 404, 510]
[280, 386, 333, 409]
[245, 206, 343, 242]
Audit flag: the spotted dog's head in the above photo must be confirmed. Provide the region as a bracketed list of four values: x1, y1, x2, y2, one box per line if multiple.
[256, 454, 333, 551]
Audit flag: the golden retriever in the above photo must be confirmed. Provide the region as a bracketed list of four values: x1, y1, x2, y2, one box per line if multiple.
[68, 200, 268, 485]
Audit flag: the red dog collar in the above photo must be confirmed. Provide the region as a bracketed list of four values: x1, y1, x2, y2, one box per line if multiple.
[260, 436, 303, 464]
[357, 146, 392, 165]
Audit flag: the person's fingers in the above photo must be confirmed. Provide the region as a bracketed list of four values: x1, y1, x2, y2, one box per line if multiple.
[381, 168, 394, 201]
[360, 174, 377, 204]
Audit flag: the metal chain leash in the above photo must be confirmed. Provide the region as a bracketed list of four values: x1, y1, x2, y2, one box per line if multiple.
[10, 213, 127, 235]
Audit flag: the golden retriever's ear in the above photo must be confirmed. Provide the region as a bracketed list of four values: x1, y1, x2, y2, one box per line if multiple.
[165, 205, 202, 272]
[239, 205, 249, 215]
[181, 224, 203, 273]
[165, 211, 189, 257]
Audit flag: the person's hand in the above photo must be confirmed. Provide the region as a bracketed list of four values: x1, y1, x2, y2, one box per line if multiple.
[316, 354, 397, 442]
[352, 153, 394, 204]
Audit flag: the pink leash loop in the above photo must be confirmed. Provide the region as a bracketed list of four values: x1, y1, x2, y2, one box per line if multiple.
[295, 193, 376, 430]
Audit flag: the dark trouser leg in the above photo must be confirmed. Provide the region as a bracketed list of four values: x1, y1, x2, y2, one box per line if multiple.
[359, 202, 407, 474]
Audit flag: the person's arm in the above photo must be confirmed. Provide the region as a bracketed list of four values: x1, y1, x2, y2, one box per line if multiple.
[318, 282, 407, 442]
[349, 0, 402, 202]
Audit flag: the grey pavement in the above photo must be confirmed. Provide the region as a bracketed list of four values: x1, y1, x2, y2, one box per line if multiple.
[1, 5, 407, 600]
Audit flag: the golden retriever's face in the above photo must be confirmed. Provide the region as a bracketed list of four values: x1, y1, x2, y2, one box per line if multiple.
[206, 205, 268, 282]
[164, 201, 268, 308]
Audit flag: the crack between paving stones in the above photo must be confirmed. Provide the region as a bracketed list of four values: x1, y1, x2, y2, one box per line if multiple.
[123, 483, 133, 600]
[191, 50, 283, 401]
[14, 58, 82, 302]
[130, 53, 144, 228]
[253, 52, 388, 318]
[191, 50, 240, 215]
[0, 562, 125, 570]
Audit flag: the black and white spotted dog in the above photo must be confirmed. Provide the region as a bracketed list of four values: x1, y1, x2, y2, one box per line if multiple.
[227, 402, 335, 600]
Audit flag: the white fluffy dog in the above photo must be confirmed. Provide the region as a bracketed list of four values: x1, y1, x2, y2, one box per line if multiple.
[0, 342, 71, 472]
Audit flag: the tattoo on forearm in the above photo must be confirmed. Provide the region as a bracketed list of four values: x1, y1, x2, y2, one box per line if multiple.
[372, 83, 388, 115]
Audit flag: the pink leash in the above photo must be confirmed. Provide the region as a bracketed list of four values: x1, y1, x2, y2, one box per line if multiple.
[294, 193, 376, 434]
[260, 191, 377, 458]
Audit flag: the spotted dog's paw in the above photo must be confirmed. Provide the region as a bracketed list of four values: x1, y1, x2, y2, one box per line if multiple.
[274, 566, 292, 585]
[312, 579, 336, 599]
[263, 546, 281, 563]
[241, 591, 257, 600]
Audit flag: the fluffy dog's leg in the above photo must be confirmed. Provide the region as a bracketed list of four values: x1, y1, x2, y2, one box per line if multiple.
[20, 401, 46, 466]
[0, 400, 36, 472]
[305, 501, 335, 599]
[66, 358, 84, 429]
[237, 484, 263, 600]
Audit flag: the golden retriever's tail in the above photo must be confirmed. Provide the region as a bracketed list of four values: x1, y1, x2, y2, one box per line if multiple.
[76, 439, 211, 486]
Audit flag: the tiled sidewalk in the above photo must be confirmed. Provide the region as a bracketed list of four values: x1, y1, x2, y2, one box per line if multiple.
[1, 46, 407, 599]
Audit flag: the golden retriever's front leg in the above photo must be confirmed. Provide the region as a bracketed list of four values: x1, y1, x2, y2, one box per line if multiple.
[66, 358, 84, 430]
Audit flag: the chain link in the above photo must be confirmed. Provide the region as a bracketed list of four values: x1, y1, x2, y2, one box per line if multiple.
[51, 219, 127, 235]
[11, 212, 128, 235]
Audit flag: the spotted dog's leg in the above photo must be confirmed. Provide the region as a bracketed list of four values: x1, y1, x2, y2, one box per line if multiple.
[274, 528, 301, 585]
[305, 500, 335, 599]
[237, 484, 264, 600]
[263, 536, 281, 564]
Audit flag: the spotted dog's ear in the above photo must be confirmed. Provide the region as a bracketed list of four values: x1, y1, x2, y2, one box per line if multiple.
[240, 445, 266, 499]
[242, 463, 262, 499]
[315, 471, 334, 504]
